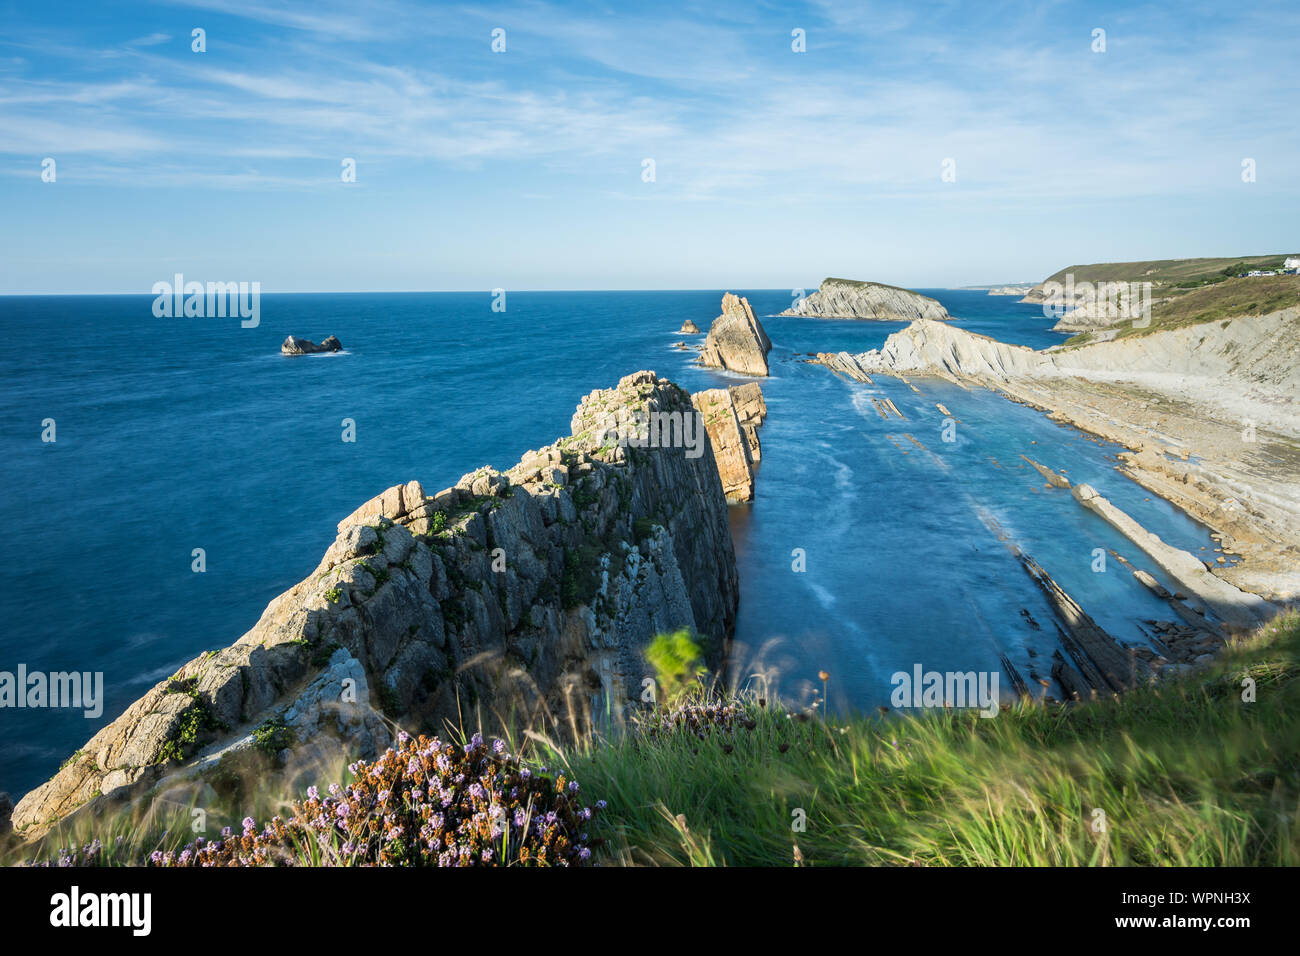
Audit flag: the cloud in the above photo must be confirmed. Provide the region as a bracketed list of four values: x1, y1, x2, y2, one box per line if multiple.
[128, 33, 172, 47]
[0, 0, 1295, 202]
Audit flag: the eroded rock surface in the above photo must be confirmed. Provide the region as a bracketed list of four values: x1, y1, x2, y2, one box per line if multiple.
[783, 278, 949, 321]
[692, 383, 767, 501]
[698, 293, 772, 376]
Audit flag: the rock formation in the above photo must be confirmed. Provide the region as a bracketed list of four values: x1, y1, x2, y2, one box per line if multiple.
[781, 278, 949, 321]
[680, 319, 700, 334]
[12, 371, 755, 840]
[698, 293, 772, 376]
[282, 335, 343, 355]
[1070, 483, 1270, 629]
[812, 309, 1300, 606]
[691, 383, 767, 501]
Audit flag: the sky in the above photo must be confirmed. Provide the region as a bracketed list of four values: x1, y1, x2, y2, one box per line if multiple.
[1, 0, 1297, 293]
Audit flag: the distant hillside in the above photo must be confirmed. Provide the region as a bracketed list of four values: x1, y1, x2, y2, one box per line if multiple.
[1027, 255, 1291, 301]
[1062, 273, 1300, 346]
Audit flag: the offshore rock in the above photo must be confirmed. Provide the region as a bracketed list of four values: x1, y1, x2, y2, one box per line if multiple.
[782, 278, 949, 321]
[698, 293, 772, 376]
[282, 335, 343, 355]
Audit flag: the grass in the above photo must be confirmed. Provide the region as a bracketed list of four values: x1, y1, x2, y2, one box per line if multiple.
[1123, 274, 1300, 335]
[552, 609, 1300, 866]
[1060, 274, 1299, 346]
[1040, 255, 1290, 289]
[7, 610, 1299, 867]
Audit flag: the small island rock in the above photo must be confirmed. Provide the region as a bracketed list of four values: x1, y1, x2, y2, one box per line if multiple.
[282, 335, 343, 355]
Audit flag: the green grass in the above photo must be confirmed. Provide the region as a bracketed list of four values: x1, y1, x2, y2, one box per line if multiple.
[1040, 255, 1290, 289]
[552, 610, 1300, 866]
[1061, 274, 1299, 345]
[8, 611, 1299, 867]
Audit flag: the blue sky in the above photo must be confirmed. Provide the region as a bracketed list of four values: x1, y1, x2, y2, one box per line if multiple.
[1, 0, 1297, 293]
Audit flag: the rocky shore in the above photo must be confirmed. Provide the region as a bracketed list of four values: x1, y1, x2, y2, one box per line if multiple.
[782, 277, 949, 321]
[11, 371, 763, 840]
[813, 309, 1300, 624]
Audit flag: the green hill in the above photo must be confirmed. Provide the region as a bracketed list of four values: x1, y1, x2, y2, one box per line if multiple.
[1041, 255, 1291, 293]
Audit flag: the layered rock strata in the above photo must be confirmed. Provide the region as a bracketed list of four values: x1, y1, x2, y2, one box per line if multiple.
[812, 311, 1300, 605]
[691, 383, 767, 501]
[698, 293, 772, 376]
[782, 278, 949, 321]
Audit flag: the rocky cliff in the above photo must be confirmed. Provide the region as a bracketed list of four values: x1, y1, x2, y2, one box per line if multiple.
[12, 371, 753, 840]
[698, 293, 773, 376]
[782, 278, 949, 321]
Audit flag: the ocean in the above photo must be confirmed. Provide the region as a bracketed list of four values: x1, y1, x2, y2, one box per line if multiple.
[0, 289, 1215, 797]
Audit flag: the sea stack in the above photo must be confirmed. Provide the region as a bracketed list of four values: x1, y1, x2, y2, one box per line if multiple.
[698, 293, 772, 376]
[691, 383, 767, 501]
[282, 335, 343, 355]
[680, 319, 700, 334]
[782, 278, 949, 321]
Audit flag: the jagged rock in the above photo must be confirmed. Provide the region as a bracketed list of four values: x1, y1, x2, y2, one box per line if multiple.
[698, 293, 772, 376]
[11, 371, 747, 840]
[680, 319, 700, 334]
[282, 335, 343, 355]
[1021, 455, 1070, 488]
[691, 383, 767, 501]
[782, 278, 949, 321]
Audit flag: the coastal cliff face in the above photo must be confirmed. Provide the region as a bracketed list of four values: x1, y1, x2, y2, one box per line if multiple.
[698, 293, 772, 376]
[782, 278, 950, 321]
[814, 309, 1300, 604]
[12, 371, 751, 839]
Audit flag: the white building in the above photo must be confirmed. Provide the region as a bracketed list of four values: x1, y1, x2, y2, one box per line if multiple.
[1284, 256, 1300, 272]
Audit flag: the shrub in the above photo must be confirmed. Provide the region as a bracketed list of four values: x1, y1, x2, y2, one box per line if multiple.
[146, 732, 602, 867]
[645, 629, 706, 703]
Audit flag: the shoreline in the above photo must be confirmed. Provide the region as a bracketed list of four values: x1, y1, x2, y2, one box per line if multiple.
[812, 313, 1300, 611]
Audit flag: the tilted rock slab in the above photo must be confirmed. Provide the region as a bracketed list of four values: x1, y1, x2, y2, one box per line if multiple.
[1071, 483, 1270, 629]
[12, 371, 744, 839]
[691, 383, 767, 501]
[698, 293, 772, 377]
[782, 278, 950, 321]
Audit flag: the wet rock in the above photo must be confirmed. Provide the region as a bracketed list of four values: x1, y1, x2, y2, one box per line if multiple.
[281, 335, 343, 355]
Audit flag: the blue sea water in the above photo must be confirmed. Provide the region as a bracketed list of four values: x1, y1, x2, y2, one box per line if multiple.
[0, 289, 1216, 797]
